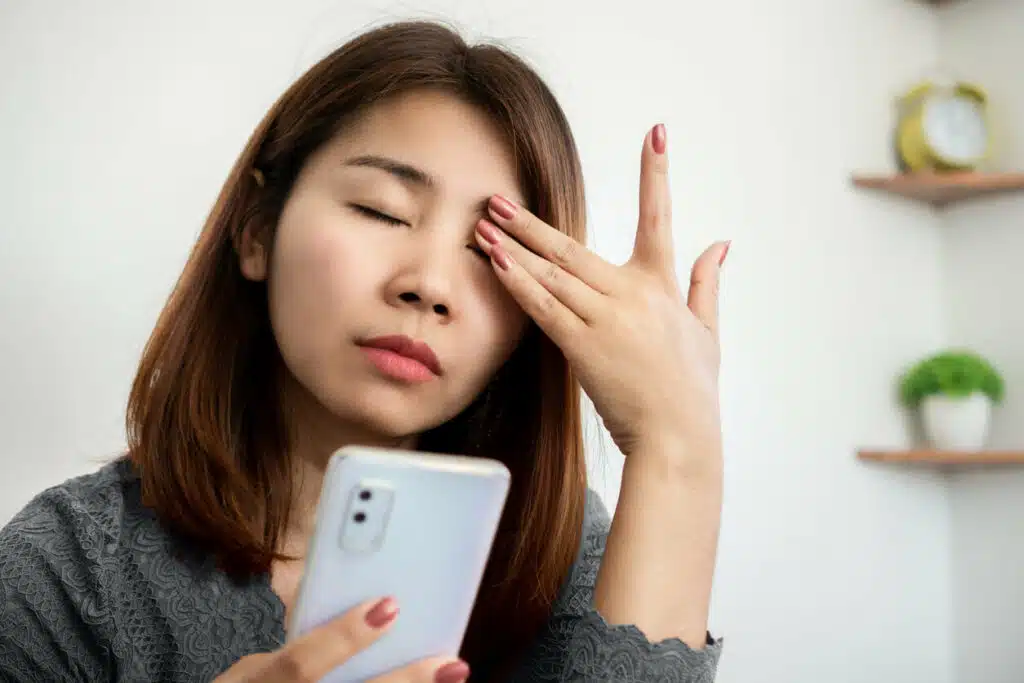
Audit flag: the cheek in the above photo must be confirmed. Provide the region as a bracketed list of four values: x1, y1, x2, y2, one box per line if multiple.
[463, 276, 530, 373]
[492, 288, 529, 346]
[267, 199, 374, 351]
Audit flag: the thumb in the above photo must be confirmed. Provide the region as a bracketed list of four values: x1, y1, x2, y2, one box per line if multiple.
[687, 240, 730, 335]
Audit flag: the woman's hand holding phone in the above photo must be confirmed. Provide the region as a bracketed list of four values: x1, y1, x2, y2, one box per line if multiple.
[213, 597, 470, 683]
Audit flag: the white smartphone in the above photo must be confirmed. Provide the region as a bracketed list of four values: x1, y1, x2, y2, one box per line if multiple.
[287, 445, 511, 682]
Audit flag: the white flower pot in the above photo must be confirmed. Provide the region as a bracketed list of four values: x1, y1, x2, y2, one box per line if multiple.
[920, 391, 992, 451]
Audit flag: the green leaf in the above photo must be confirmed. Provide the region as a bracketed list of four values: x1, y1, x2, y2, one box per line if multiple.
[898, 350, 1005, 409]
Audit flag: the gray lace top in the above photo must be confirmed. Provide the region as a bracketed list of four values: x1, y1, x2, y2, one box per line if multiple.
[0, 459, 722, 682]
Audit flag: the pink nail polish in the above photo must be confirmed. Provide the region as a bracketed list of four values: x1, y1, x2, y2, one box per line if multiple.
[477, 220, 502, 245]
[434, 660, 470, 683]
[365, 597, 399, 629]
[718, 240, 731, 266]
[652, 123, 667, 154]
[490, 195, 517, 221]
[491, 245, 513, 271]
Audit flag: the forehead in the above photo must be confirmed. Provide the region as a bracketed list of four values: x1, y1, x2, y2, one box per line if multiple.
[322, 89, 526, 206]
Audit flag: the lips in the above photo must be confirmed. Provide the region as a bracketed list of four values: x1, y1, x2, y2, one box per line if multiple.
[358, 335, 443, 376]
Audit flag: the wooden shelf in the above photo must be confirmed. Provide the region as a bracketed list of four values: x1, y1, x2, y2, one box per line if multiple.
[858, 449, 1024, 465]
[851, 172, 1024, 208]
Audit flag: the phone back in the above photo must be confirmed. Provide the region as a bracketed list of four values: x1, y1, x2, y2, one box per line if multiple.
[288, 445, 511, 682]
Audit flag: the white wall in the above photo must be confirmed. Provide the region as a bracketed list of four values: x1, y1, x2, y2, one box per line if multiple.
[1, 1, 958, 681]
[937, 3, 1024, 682]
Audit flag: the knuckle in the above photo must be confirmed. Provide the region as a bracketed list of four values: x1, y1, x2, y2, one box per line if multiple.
[519, 212, 535, 235]
[689, 270, 719, 298]
[276, 650, 314, 681]
[634, 280, 673, 315]
[657, 156, 670, 175]
[535, 291, 558, 318]
[330, 615, 366, 647]
[637, 288, 661, 315]
[640, 205, 659, 227]
[551, 238, 578, 267]
[542, 262, 561, 287]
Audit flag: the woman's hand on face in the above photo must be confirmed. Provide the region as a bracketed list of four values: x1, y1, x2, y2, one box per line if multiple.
[213, 597, 470, 683]
[475, 124, 729, 465]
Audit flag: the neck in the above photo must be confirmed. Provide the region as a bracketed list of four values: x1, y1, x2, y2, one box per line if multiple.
[279, 377, 416, 558]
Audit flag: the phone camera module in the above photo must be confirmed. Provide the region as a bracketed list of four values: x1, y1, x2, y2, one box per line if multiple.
[353, 512, 367, 523]
[359, 490, 372, 501]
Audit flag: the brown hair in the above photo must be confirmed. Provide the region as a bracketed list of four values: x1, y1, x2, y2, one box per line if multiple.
[126, 19, 588, 678]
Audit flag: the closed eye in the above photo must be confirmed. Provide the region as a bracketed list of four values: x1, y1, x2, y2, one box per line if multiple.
[350, 204, 489, 262]
[349, 204, 408, 227]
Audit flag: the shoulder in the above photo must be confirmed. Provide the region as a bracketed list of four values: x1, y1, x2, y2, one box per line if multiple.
[0, 458, 138, 680]
[1, 457, 136, 552]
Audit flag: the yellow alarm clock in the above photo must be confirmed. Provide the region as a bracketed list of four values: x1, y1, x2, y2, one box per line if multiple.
[894, 80, 991, 173]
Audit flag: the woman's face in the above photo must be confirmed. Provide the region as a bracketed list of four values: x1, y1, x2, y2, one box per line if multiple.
[241, 89, 530, 440]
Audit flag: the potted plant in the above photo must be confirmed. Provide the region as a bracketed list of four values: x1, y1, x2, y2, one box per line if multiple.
[898, 349, 1005, 451]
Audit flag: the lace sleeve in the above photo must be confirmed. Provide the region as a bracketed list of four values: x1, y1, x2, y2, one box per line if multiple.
[512, 491, 723, 682]
[0, 489, 112, 682]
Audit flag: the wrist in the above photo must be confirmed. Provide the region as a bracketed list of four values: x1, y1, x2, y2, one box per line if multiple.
[599, 430, 723, 646]
[627, 429, 723, 481]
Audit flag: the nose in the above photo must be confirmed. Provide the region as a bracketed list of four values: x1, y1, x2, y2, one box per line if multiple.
[396, 290, 449, 318]
[386, 242, 458, 321]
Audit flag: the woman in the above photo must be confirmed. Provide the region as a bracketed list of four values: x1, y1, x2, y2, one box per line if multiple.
[0, 20, 726, 683]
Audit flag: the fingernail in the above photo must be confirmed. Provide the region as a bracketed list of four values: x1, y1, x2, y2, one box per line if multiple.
[435, 660, 471, 683]
[491, 245, 513, 271]
[718, 240, 731, 267]
[365, 597, 399, 629]
[490, 195, 517, 221]
[652, 123, 667, 154]
[477, 220, 502, 245]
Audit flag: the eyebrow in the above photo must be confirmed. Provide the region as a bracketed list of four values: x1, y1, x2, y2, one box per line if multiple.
[343, 154, 436, 189]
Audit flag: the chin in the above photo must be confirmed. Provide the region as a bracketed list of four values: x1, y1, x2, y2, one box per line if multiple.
[320, 383, 462, 441]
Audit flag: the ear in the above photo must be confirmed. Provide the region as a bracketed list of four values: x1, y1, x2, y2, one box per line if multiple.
[236, 222, 269, 282]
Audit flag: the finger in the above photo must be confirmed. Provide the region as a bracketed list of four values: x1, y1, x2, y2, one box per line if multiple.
[486, 195, 619, 294]
[630, 123, 676, 277]
[266, 597, 398, 681]
[370, 657, 470, 683]
[476, 220, 604, 323]
[687, 240, 730, 335]
[477, 235, 586, 349]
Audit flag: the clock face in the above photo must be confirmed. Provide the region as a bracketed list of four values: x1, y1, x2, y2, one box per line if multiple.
[922, 94, 988, 165]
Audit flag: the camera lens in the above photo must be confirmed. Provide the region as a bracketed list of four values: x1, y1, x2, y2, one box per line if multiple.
[353, 512, 366, 523]
[359, 490, 372, 501]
